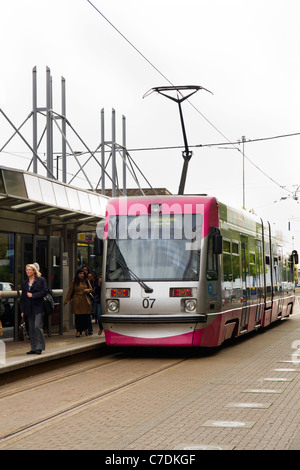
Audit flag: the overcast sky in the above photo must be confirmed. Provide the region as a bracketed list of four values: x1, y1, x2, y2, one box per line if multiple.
[1, 0, 300, 248]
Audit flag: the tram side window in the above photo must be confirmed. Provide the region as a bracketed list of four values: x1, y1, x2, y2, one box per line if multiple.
[222, 241, 232, 280]
[255, 242, 263, 297]
[273, 256, 278, 292]
[221, 240, 242, 299]
[282, 256, 293, 291]
[207, 236, 218, 280]
[249, 252, 256, 296]
[232, 242, 239, 255]
[282, 257, 287, 292]
[265, 256, 271, 294]
[222, 240, 232, 300]
[277, 255, 283, 292]
[223, 240, 230, 254]
[232, 242, 242, 297]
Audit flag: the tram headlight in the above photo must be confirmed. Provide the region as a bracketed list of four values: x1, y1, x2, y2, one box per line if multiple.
[107, 299, 119, 313]
[184, 299, 197, 312]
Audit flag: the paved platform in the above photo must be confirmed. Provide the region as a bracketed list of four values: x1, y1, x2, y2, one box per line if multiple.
[0, 326, 106, 375]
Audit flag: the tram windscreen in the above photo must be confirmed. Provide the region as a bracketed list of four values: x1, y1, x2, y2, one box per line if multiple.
[106, 213, 202, 281]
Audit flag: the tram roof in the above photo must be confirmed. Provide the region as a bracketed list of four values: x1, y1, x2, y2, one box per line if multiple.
[106, 194, 292, 244]
[0, 166, 109, 229]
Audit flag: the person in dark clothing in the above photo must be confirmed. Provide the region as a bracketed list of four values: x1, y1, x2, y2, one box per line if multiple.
[94, 274, 103, 335]
[21, 264, 48, 354]
[82, 265, 94, 335]
[63, 269, 93, 337]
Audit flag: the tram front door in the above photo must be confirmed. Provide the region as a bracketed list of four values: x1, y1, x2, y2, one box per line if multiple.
[241, 238, 250, 332]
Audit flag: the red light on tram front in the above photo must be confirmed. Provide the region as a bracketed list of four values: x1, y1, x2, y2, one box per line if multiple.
[111, 289, 130, 298]
[170, 288, 192, 297]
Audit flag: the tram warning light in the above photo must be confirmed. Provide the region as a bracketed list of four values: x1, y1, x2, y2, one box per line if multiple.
[170, 288, 192, 297]
[111, 289, 130, 297]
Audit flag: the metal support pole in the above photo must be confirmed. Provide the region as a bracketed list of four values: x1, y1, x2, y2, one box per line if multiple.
[112, 108, 116, 197]
[32, 66, 38, 174]
[101, 108, 105, 195]
[46, 66, 53, 178]
[13, 233, 19, 341]
[61, 76, 67, 183]
[178, 101, 193, 195]
[50, 75, 53, 176]
[59, 236, 64, 335]
[122, 114, 127, 195]
[178, 101, 192, 161]
[47, 233, 52, 336]
[242, 135, 246, 209]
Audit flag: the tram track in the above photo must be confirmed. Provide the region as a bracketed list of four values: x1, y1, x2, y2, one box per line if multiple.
[0, 354, 123, 399]
[1, 312, 299, 451]
[0, 353, 192, 445]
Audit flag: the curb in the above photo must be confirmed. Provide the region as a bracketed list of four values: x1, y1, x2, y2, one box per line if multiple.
[0, 338, 106, 375]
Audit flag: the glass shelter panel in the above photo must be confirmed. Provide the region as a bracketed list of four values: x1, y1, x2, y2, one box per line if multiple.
[3, 170, 27, 198]
[24, 174, 43, 202]
[0, 232, 15, 328]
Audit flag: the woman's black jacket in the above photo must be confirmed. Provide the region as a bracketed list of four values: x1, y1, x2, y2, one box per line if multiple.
[21, 276, 48, 318]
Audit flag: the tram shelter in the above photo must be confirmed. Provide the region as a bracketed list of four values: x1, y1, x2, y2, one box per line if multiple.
[0, 166, 108, 341]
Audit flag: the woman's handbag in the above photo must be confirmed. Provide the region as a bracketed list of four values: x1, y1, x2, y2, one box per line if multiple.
[43, 291, 55, 316]
[18, 321, 29, 341]
[85, 293, 93, 306]
[36, 277, 55, 316]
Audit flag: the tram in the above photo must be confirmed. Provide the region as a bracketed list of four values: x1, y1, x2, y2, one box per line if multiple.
[100, 195, 298, 347]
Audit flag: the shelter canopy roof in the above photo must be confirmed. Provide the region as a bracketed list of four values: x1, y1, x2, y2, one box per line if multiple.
[0, 167, 109, 229]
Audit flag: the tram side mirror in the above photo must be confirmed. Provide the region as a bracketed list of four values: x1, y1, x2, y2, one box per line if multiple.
[292, 250, 299, 265]
[211, 228, 222, 255]
[213, 234, 223, 255]
[94, 237, 103, 256]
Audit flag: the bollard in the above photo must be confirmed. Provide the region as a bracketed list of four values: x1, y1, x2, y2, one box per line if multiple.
[0, 340, 6, 365]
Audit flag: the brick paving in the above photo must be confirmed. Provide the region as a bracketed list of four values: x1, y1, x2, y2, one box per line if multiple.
[0, 300, 299, 450]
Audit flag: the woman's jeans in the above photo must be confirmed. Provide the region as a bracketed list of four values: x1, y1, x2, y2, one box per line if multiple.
[28, 312, 45, 351]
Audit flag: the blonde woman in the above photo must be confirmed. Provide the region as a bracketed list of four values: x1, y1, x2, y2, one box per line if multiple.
[21, 264, 48, 354]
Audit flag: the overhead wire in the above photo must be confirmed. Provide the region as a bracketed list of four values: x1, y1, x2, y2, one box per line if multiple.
[86, 0, 295, 195]
[127, 131, 300, 151]
[86, 0, 175, 87]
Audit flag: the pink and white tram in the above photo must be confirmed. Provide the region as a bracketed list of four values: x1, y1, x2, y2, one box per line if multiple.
[100, 195, 298, 347]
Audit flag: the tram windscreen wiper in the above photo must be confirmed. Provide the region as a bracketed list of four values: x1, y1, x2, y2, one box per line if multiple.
[109, 252, 153, 294]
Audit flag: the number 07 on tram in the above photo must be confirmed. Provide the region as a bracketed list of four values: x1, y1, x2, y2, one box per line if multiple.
[99, 195, 298, 348]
